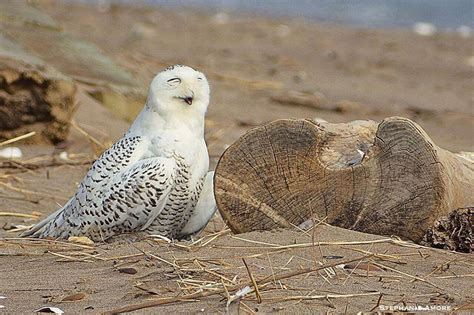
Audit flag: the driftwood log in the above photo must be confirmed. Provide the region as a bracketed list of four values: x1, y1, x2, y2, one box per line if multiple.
[0, 35, 76, 144]
[214, 117, 474, 243]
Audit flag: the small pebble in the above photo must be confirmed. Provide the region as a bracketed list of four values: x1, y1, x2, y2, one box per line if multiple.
[58, 151, 69, 161]
[118, 267, 138, 275]
[413, 22, 437, 36]
[276, 24, 291, 38]
[0, 147, 22, 159]
[457, 25, 471, 38]
[211, 12, 230, 25]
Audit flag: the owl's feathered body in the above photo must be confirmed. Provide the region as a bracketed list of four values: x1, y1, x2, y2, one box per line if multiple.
[21, 65, 216, 241]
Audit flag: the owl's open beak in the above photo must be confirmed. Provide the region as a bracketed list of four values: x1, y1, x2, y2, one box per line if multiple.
[176, 94, 194, 105]
[183, 96, 193, 105]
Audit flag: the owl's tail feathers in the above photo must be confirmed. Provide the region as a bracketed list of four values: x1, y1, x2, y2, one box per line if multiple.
[19, 207, 64, 238]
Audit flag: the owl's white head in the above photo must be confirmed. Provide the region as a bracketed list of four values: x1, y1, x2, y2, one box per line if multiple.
[147, 65, 210, 119]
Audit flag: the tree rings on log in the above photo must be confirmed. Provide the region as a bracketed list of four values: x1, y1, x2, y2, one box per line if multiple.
[214, 117, 474, 243]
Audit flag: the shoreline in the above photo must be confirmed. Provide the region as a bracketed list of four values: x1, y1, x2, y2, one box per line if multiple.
[72, 0, 474, 30]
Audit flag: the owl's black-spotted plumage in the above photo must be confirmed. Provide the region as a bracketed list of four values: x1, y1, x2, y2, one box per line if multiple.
[21, 136, 205, 241]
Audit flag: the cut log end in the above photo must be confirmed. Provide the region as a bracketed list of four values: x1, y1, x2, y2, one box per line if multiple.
[215, 117, 474, 245]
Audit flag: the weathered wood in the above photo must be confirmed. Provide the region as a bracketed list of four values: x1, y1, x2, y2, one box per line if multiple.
[0, 34, 76, 144]
[422, 207, 473, 253]
[214, 117, 474, 243]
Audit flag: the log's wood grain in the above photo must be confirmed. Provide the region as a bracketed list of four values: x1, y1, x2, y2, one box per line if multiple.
[214, 117, 474, 242]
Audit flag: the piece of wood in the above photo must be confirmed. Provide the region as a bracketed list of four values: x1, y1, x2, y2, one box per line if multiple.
[214, 117, 474, 243]
[0, 34, 76, 144]
[422, 207, 473, 253]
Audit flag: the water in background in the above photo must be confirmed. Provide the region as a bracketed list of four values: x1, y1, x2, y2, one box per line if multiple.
[87, 0, 473, 30]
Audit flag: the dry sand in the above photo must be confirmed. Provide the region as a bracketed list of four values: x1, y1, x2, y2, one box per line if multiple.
[1, 1, 473, 313]
[2, 226, 473, 313]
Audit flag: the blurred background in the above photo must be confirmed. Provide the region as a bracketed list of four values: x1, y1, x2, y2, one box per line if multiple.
[89, 0, 473, 29]
[0, 0, 473, 164]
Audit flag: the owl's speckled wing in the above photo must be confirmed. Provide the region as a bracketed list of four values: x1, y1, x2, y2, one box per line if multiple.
[21, 135, 175, 240]
[95, 157, 175, 239]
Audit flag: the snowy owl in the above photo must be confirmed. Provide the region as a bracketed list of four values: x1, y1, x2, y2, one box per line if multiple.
[21, 65, 216, 241]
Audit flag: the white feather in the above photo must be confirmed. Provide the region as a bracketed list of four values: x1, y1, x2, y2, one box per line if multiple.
[179, 171, 217, 237]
